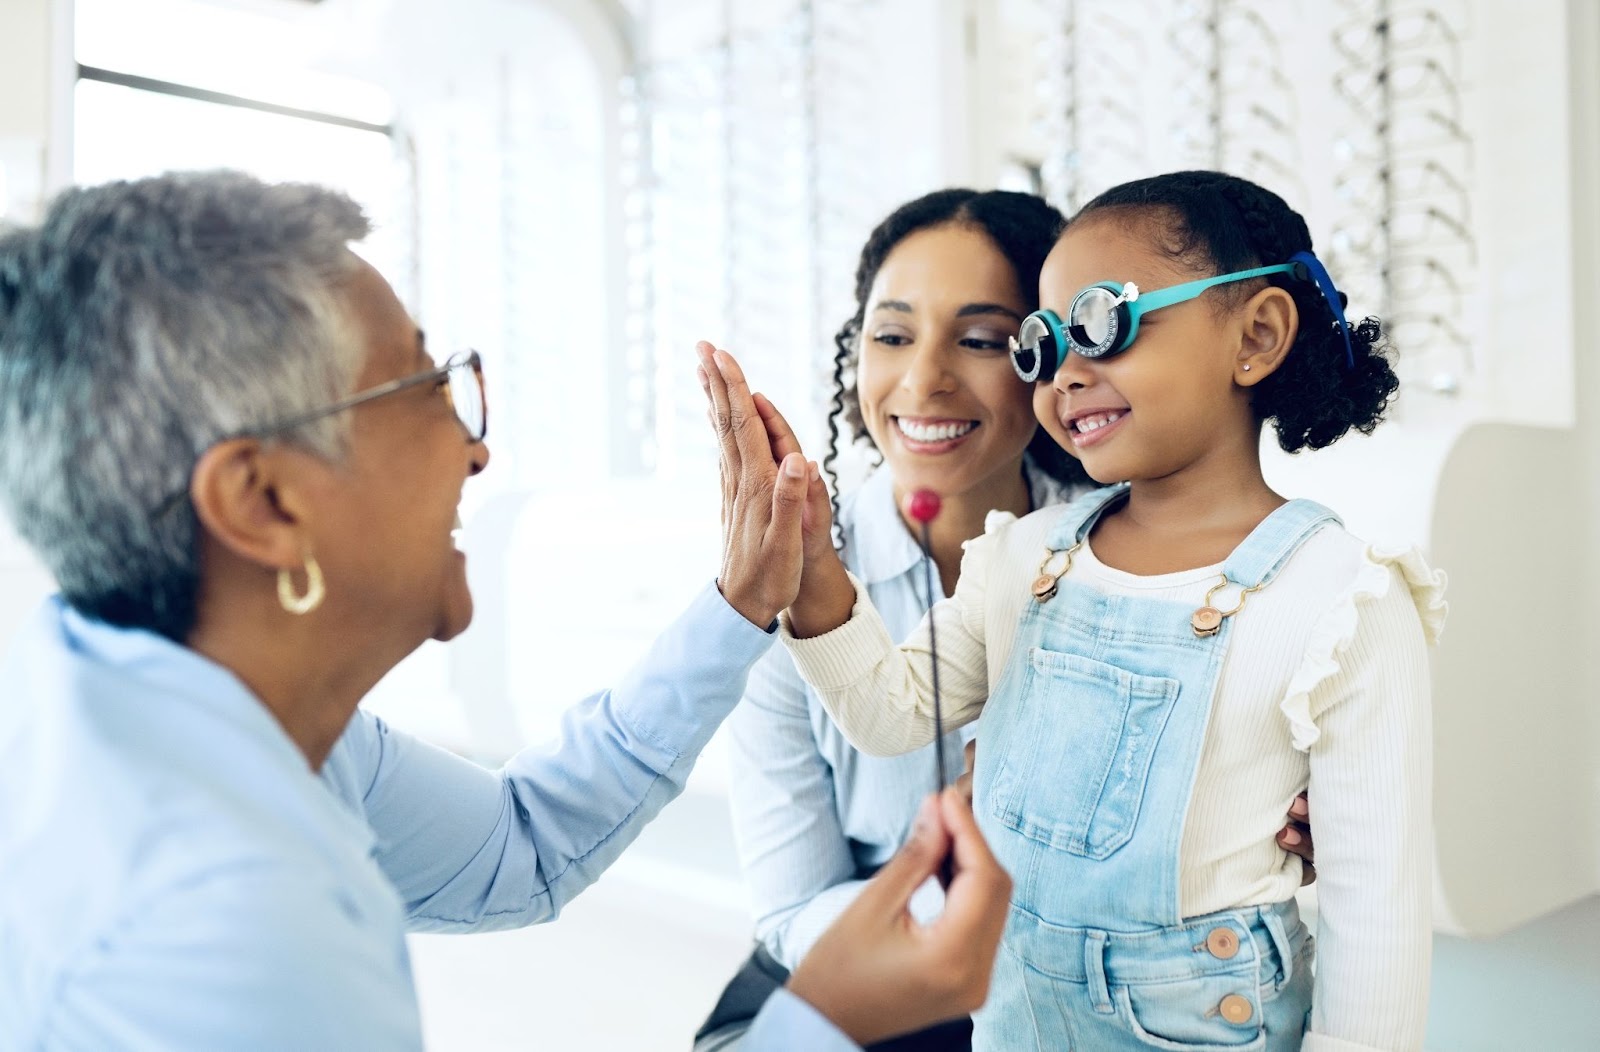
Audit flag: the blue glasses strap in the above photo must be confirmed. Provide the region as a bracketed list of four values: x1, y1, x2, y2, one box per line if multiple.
[1288, 251, 1356, 369]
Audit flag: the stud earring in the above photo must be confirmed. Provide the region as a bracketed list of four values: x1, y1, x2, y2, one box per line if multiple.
[1241, 364, 1252, 372]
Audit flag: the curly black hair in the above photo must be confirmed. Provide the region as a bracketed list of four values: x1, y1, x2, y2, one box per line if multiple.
[1073, 170, 1399, 453]
[826, 189, 1090, 541]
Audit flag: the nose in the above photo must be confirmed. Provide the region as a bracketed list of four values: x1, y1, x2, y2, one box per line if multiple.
[1052, 348, 1094, 394]
[899, 342, 957, 399]
[468, 437, 490, 476]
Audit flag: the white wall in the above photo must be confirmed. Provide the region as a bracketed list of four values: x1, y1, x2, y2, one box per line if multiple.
[0, 0, 55, 177]
[0, 0, 67, 642]
[1568, 0, 1600, 892]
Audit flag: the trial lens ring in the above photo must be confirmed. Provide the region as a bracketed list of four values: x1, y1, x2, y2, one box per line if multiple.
[1066, 284, 1128, 358]
[1011, 312, 1060, 383]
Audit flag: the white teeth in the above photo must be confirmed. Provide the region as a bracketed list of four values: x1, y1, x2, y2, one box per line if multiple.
[896, 418, 977, 443]
[1073, 411, 1124, 433]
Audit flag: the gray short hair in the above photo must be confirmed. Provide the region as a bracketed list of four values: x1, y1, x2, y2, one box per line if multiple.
[0, 170, 372, 640]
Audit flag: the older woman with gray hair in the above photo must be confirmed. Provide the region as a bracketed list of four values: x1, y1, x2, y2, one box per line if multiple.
[0, 171, 1010, 1051]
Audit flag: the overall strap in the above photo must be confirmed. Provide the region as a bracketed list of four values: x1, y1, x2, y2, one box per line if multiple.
[1044, 484, 1130, 550]
[1222, 499, 1342, 591]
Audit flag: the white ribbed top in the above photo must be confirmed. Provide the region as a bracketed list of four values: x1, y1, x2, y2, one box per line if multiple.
[783, 501, 1447, 1052]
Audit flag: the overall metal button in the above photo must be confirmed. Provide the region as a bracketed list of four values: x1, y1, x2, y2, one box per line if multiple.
[1205, 926, 1240, 960]
[1218, 993, 1254, 1025]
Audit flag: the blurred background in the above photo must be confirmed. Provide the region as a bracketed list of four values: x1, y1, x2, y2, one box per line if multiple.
[1, 0, 1597, 1048]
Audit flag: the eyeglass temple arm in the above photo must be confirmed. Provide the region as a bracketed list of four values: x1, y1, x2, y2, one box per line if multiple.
[1131, 264, 1298, 313]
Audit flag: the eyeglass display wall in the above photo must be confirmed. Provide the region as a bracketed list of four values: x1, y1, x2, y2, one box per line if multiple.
[622, 0, 949, 487]
[997, 0, 1596, 939]
[1002, 0, 1574, 430]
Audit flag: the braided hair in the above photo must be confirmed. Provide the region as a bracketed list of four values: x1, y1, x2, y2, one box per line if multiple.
[826, 189, 1089, 543]
[1073, 170, 1399, 452]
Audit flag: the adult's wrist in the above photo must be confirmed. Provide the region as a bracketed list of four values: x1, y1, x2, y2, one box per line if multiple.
[716, 579, 780, 631]
[783, 972, 875, 1047]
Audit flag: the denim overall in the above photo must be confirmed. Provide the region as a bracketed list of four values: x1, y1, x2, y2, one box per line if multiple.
[972, 485, 1336, 1052]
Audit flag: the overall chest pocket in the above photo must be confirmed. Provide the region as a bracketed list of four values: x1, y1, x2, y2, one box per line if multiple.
[989, 648, 1181, 860]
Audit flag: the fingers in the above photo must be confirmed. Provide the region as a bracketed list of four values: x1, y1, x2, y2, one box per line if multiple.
[953, 771, 974, 808]
[798, 463, 835, 555]
[708, 345, 774, 478]
[1278, 790, 1313, 883]
[785, 789, 1006, 1044]
[853, 795, 951, 915]
[753, 391, 806, 462]
[951, 740, 978, 806]
[752, 390, 834, 554]
[923, 790, 1009, 1010]
[1278, 822, 1313, 861]
[699, 342, 743, 481]
[937, 788, 1008, 902]
[698, 341, 730, 438]
[1277, 791, 1313, 864]
[768, 452, 809, 562]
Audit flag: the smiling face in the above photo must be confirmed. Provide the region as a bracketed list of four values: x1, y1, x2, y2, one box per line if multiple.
[1032, 213, 1261, 486]
[855, 222, 1040, 505]
[313, 259, 490, 645]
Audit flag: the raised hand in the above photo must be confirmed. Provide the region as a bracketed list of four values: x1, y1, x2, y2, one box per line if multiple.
[751, 390, 836, 566]
[697, 341, 824, 628]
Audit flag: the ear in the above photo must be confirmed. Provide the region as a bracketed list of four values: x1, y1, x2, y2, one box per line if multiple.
[1234, 286, 1298, 387]
[188, 438, 319, 572]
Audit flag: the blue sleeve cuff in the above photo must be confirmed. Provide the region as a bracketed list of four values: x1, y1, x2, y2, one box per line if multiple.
[745, 988, 860, 1051]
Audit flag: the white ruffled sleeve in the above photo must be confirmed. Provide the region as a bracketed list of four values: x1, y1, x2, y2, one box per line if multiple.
[1279, 545, 1447, 751]
[1288, 545, 1445, 1052]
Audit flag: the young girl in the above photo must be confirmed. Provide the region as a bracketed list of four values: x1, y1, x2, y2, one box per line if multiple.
[746, 171, 1445, 1051]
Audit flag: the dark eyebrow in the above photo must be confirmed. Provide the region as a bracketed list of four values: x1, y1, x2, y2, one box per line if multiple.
[870, 300, 1023, 323]
[955, 302, 1023, 322]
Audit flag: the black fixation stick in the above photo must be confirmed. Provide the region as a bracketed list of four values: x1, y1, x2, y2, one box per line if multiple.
[907, 488, 955, 888]
[906, 488, 946, 793]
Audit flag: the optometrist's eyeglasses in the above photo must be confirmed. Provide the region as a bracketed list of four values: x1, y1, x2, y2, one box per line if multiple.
[153, 350, 487, 517]
[1009, 253, 1355, 383]
[256, 349, 486, 445]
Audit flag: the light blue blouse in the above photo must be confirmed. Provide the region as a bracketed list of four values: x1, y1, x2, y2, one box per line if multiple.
[728, 461, 1069, 968]
[0, 587, 855, 1051]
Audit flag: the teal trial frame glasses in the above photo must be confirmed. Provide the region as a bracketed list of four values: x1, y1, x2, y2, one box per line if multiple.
[1009, 251, 1354, 383]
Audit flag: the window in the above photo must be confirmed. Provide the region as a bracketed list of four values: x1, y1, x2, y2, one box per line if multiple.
[74, 0, 408, 284]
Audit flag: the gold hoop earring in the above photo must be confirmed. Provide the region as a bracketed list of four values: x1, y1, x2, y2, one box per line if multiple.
[277, 556, 325, 615]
